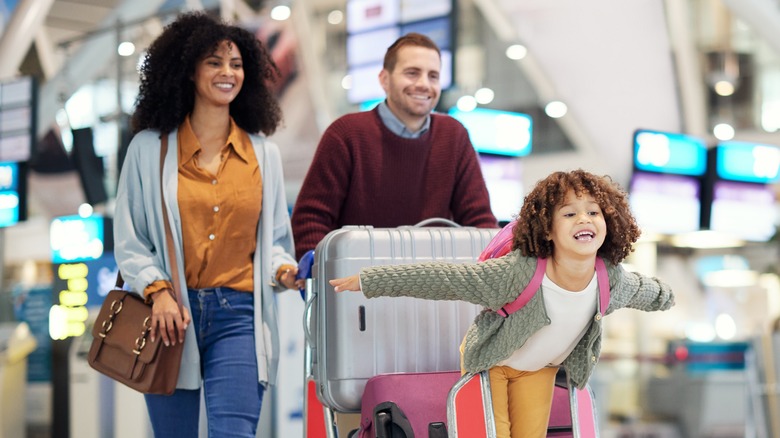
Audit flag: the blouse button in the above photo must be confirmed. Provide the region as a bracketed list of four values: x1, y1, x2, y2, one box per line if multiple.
[212, 179, 217, 185]
[209, 234, 215, 240]
[213, 206, 219, 212]
[591, 355, 597, 363]
[594, 313, 602, 321]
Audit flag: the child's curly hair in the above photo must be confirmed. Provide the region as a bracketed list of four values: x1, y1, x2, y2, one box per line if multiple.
[513, 169, 641, 265]
[131, 11, 282, 135]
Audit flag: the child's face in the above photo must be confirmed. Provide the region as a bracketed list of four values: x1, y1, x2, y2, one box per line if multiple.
[548, 189, 606, 260]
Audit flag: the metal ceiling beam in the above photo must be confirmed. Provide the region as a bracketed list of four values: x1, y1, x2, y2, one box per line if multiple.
[36, 0, 167, 138]
[0, 0, 56, 80]
[721, 0, 780, 58]
[665, 0, 709, 137]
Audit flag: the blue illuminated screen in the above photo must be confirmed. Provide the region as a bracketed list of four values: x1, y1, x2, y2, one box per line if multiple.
[633, 129, 707, 176]
[716, 141, 780, 183]
[0, 161, 21, 227]
[50, 215, 105, 263]
[449, 108, 533, 157]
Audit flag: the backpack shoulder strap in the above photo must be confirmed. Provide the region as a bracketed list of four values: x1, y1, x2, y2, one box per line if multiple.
[595, 257, 610, 315]
[498, 257, 611, 318]
[497, 258, 547, 317]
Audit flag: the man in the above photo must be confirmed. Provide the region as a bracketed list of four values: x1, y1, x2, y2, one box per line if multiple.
[291, 33, 497, 259]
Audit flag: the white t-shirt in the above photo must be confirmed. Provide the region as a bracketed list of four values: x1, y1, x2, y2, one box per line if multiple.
[497, 272, 599, 371]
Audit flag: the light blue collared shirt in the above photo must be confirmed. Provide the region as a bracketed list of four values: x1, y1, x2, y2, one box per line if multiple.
[377, 100, 431, 139]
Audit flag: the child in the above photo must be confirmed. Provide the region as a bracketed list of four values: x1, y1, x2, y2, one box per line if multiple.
[330, 169, 675, 438]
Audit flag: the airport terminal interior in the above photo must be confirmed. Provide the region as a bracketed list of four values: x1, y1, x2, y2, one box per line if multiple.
[2, 0, 780, 437]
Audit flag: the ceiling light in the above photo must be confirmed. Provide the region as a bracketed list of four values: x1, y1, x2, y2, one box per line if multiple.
[78, 203, 94, 218]
[117, 41, 135, 57]
[506, 44, 527, 60]
[713, 123, 735, 141]
[341, 75, 352, 90]
[328, 10, 343, 24]
[714, 80, 735, 96]
[456, 95, 477, 112]
[271, 5, 291, 21]
[544, 101, 567, 118]
[474, 88, 494, 104]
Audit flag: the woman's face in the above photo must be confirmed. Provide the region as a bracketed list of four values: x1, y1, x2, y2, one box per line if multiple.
[192, 40, 244, 109]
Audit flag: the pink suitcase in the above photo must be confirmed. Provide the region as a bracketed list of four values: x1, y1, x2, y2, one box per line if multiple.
[358, 371, 461, 438]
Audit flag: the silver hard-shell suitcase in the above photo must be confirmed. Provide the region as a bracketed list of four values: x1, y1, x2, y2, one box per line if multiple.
[305, 222, 500, 414]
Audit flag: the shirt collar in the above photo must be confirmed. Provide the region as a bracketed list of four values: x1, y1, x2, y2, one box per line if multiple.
[178, 116, 250, 164]
[377, 100, 430, 139]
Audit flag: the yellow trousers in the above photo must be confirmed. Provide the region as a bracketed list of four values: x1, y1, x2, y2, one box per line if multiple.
[459, 339, 557, 438]
[487, 366, 558, 438]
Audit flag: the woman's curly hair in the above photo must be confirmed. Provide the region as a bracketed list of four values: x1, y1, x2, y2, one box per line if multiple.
[131, 11, 282, 135]
[513, 169, 641, 265]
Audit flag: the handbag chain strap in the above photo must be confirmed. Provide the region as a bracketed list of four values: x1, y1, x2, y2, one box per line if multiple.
[159, 133, 184, 315]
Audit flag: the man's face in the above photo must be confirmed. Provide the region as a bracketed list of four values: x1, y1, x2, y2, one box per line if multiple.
[379, 45, 441, 130]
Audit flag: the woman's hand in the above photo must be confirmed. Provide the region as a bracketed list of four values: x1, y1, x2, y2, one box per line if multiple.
[329, 275, 361, 292]
[149, 289, 190, 346]
[280, 267, 300, 290]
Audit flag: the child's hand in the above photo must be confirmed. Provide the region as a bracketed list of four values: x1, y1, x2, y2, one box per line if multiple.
[329, 275, 361, 292]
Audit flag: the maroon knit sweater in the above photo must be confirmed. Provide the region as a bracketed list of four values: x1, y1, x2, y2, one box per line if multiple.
[291, 108, 497, 259]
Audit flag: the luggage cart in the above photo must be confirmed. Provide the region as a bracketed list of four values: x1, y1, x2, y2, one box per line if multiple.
[300, 220, 499, 437]
[744, 333, 780, 438]
[300, 221, 602, 437]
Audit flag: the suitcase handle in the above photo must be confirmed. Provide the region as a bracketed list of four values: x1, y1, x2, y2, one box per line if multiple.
[303, 286, 316, 346]
[411, 218, 461, 228]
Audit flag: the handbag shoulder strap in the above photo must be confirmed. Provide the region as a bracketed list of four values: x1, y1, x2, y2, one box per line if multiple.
[497, 257, 610, 317]
[159, 133, 184, 314]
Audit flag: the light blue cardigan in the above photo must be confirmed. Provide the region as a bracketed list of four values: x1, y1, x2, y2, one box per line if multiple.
[113, 129, 297, 388]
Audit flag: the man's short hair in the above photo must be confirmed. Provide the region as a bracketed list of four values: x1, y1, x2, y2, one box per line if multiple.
[383, 33, 441, 72]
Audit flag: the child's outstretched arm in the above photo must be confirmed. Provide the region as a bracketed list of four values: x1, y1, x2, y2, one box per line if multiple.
[330, 275, 361, 292]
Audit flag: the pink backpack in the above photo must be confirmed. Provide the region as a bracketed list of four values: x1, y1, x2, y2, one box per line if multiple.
[479, 220, 610, 317]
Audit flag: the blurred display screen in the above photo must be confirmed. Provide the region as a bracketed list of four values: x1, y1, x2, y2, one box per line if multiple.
[347, 0, 399, 34]
[0, 76, 35, 162]
[629, 172, 701, 235]
[449, 107, 532, 157]
[400, 16, 451, 50]
[708, 180, 776, 242]
[50, 215, 106, 264]
[346, 0, 453, 104]
[0, 76, 33, 106]
[633, 129, 707, 176]
[400, 0, 451, 22]
[0, 161, 22, 227]
[715, 141, 780, 184]
[479, 155, 523, 223]
[347, 27, 400, 67]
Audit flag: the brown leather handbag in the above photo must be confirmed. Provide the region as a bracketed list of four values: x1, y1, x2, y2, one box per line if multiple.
[87, 134, 185, 395]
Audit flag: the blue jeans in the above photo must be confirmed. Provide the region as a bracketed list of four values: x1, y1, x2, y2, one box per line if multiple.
[145, 288, 264, 438]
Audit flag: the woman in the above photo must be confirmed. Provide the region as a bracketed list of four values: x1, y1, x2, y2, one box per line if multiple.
[114, 11, 298, 437]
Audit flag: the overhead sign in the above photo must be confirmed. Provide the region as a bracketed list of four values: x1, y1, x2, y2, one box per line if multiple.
[715, 141, 780, 183]
[449, 108, 533, 157]
[633, 129, 707, 176]
[50, 215, 107, 264]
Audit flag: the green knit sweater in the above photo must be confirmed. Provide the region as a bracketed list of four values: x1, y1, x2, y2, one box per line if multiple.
[360, 250, 674, 389]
